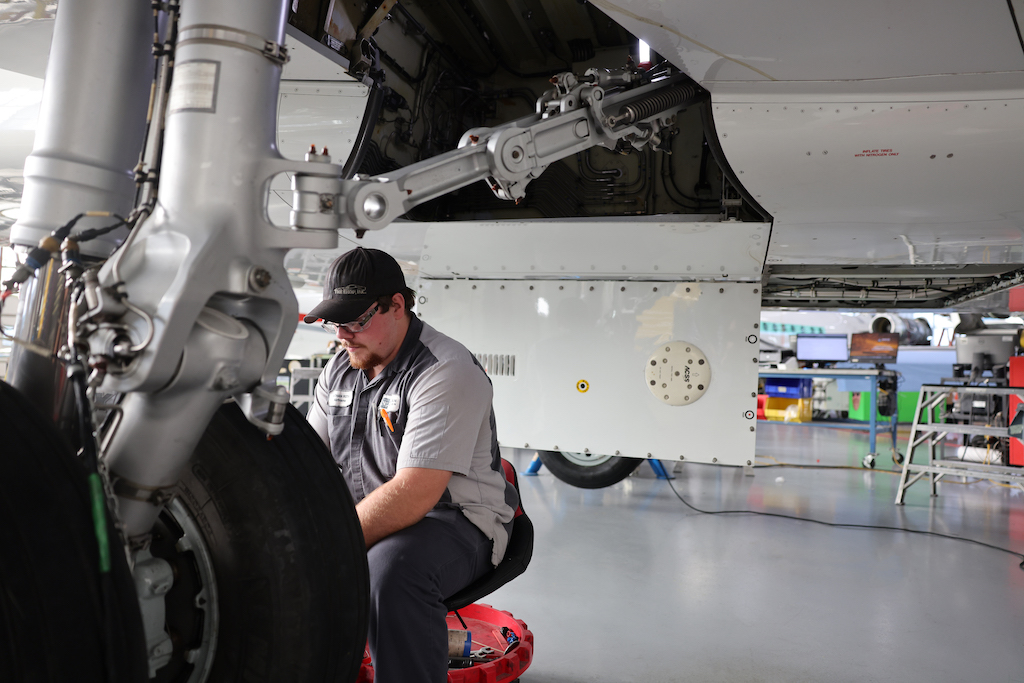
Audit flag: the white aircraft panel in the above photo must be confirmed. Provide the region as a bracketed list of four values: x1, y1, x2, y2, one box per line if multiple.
[269, 80, 367, 225]
[0, 5, 55, 79]
[0, 68, 40, 167]
[276, 81, 367, 163]
[418, 218, 770, 280]
[590, 0, 1024, 83]
[417, 279, 761, 466]
[712, 74, 1024, 265]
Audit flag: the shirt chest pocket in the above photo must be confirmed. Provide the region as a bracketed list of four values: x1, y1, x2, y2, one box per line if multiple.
[376, 409, 405, 444]
[377, 394, 406, 435]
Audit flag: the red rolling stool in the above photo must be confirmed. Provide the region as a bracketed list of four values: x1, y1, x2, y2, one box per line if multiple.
[358, 459, 535, 682]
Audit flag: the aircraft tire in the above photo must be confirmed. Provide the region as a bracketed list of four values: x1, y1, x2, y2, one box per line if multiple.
[537, 450, 642, 488]
[0, 380, 147, 682]
[161, 400, 369, 683]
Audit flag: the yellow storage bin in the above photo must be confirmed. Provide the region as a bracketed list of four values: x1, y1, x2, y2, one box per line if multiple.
[763, 397, 812, 422]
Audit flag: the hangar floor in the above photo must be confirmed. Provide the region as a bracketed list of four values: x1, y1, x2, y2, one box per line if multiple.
[492, 424, 1024, 683]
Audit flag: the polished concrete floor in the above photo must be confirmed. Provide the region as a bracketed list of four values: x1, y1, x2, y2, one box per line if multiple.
[491, 423, 1024, 683]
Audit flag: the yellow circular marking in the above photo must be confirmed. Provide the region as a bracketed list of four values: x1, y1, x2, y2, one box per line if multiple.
[577, 380, 590, 393]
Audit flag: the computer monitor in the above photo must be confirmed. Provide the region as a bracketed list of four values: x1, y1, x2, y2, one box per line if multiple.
[795, 334, 849, 363]
[849, 332, 899, 363]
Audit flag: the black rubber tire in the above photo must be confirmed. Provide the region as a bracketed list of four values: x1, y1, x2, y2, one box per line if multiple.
[537, 450, 643, 489]
[0, 380, 147, 683]
[159, 400, 369, 683]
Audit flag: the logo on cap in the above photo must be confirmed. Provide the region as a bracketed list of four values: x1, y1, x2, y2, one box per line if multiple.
[334, 284, 368, 296]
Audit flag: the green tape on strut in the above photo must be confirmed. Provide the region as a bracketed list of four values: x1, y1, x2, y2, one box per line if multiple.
[88, 473, 111, 574]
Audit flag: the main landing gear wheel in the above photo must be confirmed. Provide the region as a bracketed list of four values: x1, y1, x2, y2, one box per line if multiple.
[0, 380, 147, 682]
[537, 450, 642, 489]
[151, 400, 370, 683]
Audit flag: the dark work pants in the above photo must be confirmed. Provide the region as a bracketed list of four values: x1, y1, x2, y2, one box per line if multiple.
[367, 509, 492, 683]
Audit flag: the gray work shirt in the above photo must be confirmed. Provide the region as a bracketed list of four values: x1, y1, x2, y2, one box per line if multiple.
[308, 315, 517, 565]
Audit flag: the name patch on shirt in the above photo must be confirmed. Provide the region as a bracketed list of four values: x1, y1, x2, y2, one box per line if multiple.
[328, 390, 353, 408]
[379, 394, 401, 412]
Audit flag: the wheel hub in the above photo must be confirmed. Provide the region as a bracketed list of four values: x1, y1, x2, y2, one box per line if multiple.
[560, 451, 614, 467]
[148, 497, 219, 683]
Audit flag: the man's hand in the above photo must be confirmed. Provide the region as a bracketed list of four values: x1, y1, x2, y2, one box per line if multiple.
[356, 467, 453, 548]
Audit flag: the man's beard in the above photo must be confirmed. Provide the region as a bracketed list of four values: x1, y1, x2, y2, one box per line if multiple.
[345, 346, 386, 370]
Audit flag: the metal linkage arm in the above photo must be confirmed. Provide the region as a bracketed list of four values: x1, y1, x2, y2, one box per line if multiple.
[291, 72, 705, 234]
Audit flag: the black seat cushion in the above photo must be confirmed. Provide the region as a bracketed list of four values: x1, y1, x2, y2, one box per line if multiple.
[443, 461, 534, 612]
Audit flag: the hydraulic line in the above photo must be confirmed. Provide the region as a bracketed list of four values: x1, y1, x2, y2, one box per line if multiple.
[64, 281, 122, 682]
[135, 0, 180, 211]
[660, 145, 718, 211]
[580, 149, 623, 179]
[1, 212, 130, 358]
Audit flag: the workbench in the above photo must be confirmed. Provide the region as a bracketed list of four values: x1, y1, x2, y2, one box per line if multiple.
[759, 368, 900, 461]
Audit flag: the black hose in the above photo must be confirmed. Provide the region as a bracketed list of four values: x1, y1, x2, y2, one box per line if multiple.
[342, 80, 386, 179]
[67, 342, 124, 683]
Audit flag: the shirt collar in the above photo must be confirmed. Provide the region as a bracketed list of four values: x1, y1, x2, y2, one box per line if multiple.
[378, 314, 423, 379]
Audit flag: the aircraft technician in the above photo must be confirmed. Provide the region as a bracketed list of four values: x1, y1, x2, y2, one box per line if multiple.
[305, 247, 518, 682]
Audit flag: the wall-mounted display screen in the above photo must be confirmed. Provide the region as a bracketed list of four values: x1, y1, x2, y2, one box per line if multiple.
[795, 334, 849, 363]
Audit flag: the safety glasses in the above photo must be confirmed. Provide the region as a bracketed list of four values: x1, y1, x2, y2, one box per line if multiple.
[321, 303, 380, 334]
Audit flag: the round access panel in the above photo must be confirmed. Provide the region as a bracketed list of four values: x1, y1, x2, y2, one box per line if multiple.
[644, 341, 711, 406]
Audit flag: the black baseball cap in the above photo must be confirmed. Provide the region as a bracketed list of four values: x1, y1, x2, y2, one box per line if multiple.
[303, 248, 407, 324]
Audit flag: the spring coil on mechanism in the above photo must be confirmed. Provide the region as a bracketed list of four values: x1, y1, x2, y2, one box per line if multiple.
[609, 84, 701, 126]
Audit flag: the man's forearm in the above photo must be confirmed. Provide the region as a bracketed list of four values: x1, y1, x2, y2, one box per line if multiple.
[357, 467, 453, 548]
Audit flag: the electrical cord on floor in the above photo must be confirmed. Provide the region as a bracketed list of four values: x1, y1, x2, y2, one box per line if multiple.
[663, 471, 1024, 572]
[755, 454, 901, 473]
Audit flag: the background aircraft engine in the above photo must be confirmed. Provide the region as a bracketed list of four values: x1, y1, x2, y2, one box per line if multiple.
[870, 314, 932, 345]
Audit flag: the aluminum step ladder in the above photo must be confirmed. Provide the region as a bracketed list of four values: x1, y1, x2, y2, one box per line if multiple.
[895, 384, 1024, 504]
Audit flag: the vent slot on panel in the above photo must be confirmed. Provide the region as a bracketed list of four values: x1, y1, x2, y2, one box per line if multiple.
[476, 353, 516, 377]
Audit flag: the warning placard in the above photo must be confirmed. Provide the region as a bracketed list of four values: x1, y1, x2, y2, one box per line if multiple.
[168, 60, 220, 114]
[854, 148, 898, 157]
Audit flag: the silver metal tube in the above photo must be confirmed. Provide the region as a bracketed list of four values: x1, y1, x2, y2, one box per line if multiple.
[9, 0, 152, 256]
[96, 0, 309, 395]
[7, 0, 152, 411]
[158, 0, 287, 214]
[98, 0, 296, 537]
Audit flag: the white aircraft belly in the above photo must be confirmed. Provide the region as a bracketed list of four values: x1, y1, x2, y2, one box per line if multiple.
[418, 217, 769, 281]
[588, 0, 1024, 82]
[712, 73, 1024, 265]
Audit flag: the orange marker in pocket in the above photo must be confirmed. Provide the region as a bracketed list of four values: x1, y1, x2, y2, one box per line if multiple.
[380, 408, 394, 433]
